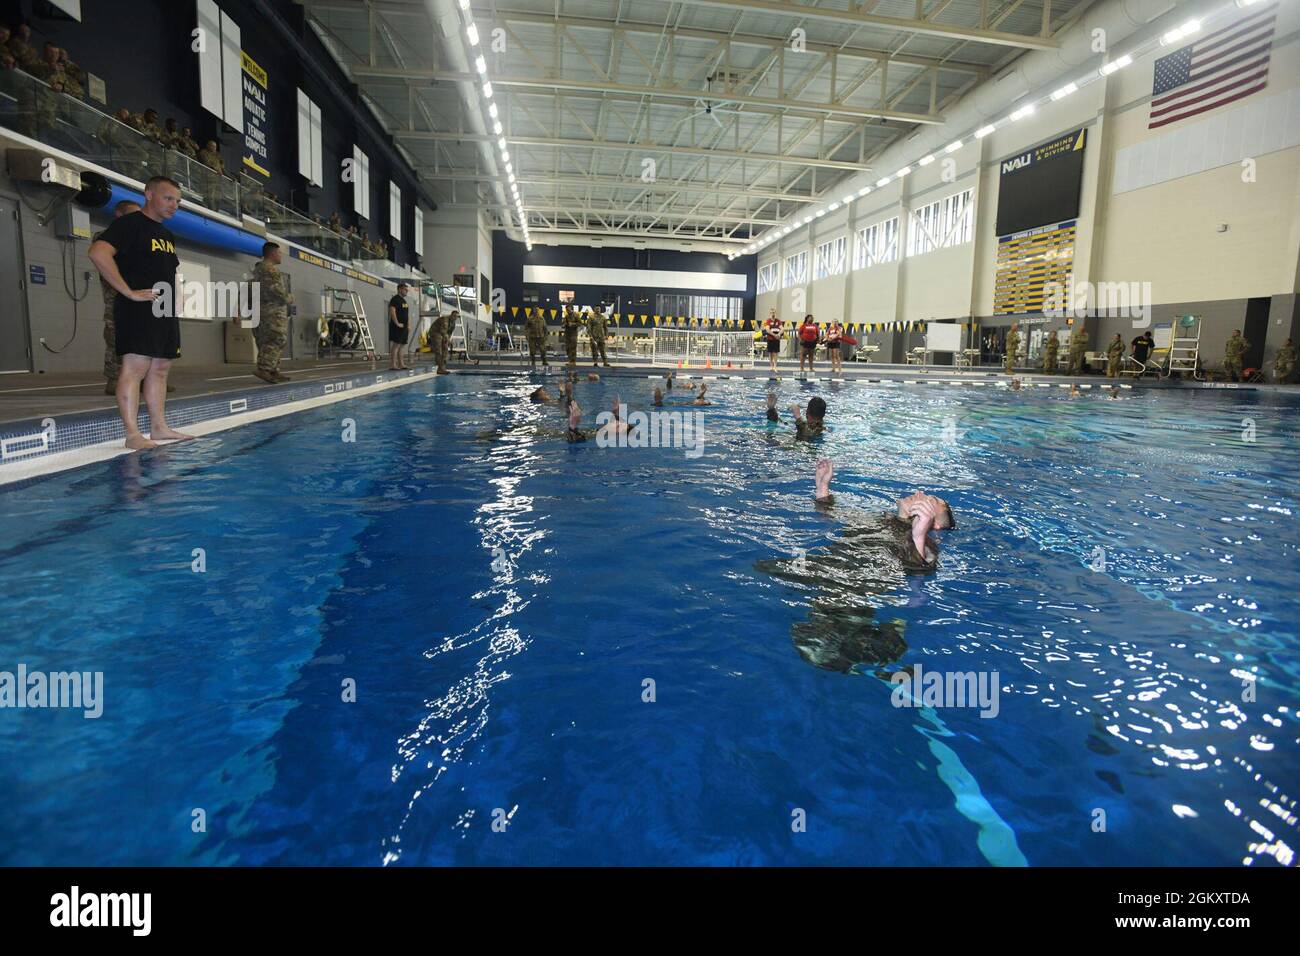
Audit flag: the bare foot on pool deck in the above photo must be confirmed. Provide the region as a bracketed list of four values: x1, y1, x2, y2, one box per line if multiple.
[124, 434, 158, 450]
[151, 429, 195, 441]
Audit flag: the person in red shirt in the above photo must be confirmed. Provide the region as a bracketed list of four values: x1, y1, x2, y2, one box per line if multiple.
[761, 308, 783, 375]
[797, 314, 820, 375]
[825, 319, 845, 374]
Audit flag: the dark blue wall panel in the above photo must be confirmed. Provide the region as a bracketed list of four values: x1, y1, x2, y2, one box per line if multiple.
[3, 0, 425, 265]
[492, 232, 758, 326]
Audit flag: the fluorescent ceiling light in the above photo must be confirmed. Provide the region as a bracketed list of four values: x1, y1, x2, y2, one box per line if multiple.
[1100, 54, 1132, 76]
[1162, 20, 1201, 45]
[1051, 83, 1077, 101]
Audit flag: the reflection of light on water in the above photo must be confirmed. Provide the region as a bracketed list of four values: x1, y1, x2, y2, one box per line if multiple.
[381, 390, 549, 865]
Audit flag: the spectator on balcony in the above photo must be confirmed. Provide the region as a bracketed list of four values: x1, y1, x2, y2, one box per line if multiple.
[0, 27, 10, 58]
[328, 212, 342, 233]
[198, 139, 227, 176]
[134, 108, 164, 144]
[178, 126, 199, 159]
[96, 107, 132, 155]
[35, 42, 62, 80]
[7, 23, 42, 73]
[162, 117, 182, 150]
[56, 52, 83, 100]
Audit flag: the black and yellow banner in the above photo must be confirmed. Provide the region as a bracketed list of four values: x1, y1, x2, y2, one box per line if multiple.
[288, 247, 381, 286]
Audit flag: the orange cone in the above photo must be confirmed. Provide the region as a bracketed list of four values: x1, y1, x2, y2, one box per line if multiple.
[705, 357, 713, 369]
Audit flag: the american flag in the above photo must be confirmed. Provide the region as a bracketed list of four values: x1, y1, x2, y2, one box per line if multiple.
[1149, 4, 1276, 130]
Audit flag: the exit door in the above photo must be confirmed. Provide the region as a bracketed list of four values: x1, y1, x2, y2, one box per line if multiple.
[0, 197, 33, 372]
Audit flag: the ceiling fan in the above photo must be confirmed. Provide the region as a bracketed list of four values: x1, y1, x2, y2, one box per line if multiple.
[681, 72, 747, 128]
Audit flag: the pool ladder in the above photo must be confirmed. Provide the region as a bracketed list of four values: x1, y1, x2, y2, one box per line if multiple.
[1165, 316, 1203, 380]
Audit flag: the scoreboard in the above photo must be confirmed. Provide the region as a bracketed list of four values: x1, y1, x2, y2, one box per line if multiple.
[995, 128, 1087, 236]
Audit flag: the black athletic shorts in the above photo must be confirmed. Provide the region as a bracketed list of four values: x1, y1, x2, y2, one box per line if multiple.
[766, 338, 780, 353]
[800, 340, 817, 353]
[389, 323, 409, 345]
[115, 301, 180, 360]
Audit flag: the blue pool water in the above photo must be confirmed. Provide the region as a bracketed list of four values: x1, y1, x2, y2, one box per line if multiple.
[1, 374, 1297, 866]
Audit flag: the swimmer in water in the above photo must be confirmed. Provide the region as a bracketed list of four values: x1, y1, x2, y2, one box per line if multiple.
[692, 383, 711, 406]
[756, 459, 957, 675]
[586, 372, 600, 382]
[603, 394, 631, 438]
[566, 397, 586, 442]
[1108, 386, 1121, 400]
[1009, 378, 1022, 391]
[1068, 384, 1082, 398]
[529, 386, 553, 403]
[790, 396, 826, 440]
[664, 371, 674, 391]
[765, 391, 780, 422]
[652, 386, 664, 407]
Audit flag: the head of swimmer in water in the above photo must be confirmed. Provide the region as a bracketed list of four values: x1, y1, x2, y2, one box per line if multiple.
[653, 386, 663, 405]
[896, 492, 955, 530]
[529, 386, 551, 403]
[806, 396, 826, 424]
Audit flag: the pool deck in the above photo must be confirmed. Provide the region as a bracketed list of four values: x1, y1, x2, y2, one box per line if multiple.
[1, 351, 1296, 427]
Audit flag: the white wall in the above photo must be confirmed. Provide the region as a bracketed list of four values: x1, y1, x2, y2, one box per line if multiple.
[754, 1, 1300, 367]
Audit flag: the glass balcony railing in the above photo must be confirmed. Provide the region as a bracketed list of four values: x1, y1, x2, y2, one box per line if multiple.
[0, 67, 418, 275]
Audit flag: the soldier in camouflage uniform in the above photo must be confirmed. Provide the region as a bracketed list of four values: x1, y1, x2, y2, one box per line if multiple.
[1043, 329, 1059, 373]
[252, 242, 293, 383]
[1067, 322, 1089, 375]
[135, 108, 165, 145]
[525, 308, 549, 368]
[431, 309, 457, 374]
[93, 200, 142, 393]
[7, 24, 42, 73]
[561, 305, 582, 366]
[1274, 338, 1295, 383]
[1106, 333, 1125, 378]
[1223, 329, 1249, 381]
[198, 139, 227, 176]
[587, 305, 611, 367]
[1003, 324, 1020, 375]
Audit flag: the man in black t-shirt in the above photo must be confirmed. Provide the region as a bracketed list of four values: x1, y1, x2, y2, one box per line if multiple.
[1131, 330, 1155, 371]
[388, 282, 411, 370]
[88, 175, 192, 450]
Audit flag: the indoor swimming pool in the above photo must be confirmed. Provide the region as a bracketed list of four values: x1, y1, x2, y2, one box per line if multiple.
[0, 374, 1296, 866]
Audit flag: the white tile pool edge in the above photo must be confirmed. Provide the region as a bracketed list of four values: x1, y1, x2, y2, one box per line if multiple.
[0, 371, 435, 487]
